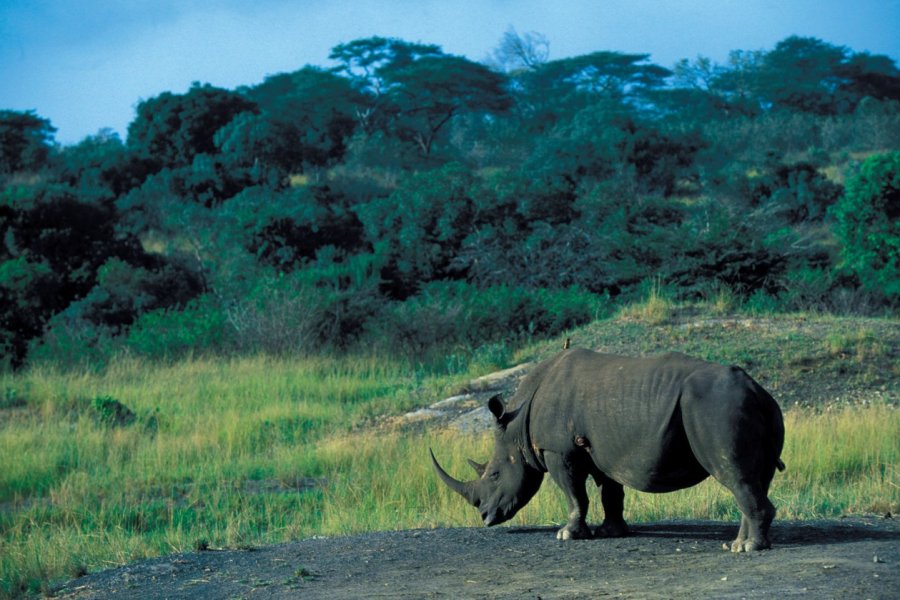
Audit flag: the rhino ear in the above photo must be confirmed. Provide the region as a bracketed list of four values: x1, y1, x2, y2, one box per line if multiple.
[488, 395, 506, 425]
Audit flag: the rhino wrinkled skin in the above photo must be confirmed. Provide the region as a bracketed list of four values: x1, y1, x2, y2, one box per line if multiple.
[432, 348, 786, 552]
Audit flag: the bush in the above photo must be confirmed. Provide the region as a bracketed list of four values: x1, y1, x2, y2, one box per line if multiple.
[27, 316, 118, 369]
[774, 267, 837, 312]
[92, 396, 136, 427]
[736, 161, 842, 223]
[830, 151, 900, 301]
[125, 295, 227, 359]
[366, 281, 606, 356]
[744, 289, 783, 315]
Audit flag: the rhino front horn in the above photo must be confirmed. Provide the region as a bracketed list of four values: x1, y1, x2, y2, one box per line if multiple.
[430, 448, 477, 505]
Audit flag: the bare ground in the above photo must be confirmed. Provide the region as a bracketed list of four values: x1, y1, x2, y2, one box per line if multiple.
[54, 516, 898, 599]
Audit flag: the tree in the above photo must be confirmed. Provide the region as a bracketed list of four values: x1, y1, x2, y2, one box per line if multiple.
[226, 184, 366, 272]
[666, 56, 740, 120]
[127, 83, 256, 168]
[53, 129, 127, 202]
[839, 52, 900, 106]
[830, 151, 900, 299]
[758, 37, 850, 114]
[357, 163, 476, 297]
[0, 183, 146, 365]
[691, 38, 900, 117]
[218, 67, 361, 176]
[514, 52, 671, 129]
[380, 54, 512, 155]
[487, 27, 549, 72]
[329, 37, 511, 155]
[329, 36, 443, 131]
[330, 36, 443, 96]
[0, 110, 56, 175]
[524, 52, 670, 100]
[705, 49, 767, 116]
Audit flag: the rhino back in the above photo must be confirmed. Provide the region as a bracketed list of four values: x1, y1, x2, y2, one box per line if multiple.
[525, 349, 776, 492]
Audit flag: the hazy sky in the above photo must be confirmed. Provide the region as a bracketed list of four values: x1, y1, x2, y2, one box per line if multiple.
[2, 0, 899, 144]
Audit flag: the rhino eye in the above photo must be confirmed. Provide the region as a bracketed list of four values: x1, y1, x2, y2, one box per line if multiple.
[489, 471, 500, 481]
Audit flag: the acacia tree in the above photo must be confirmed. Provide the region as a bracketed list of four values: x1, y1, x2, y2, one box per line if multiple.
[757, 37, 852, 114]
[838, 51, 900, 106]
[380, 54, 512, 155]
[329, 36, 443, 131]
[694, 37, 900, 116]
[0, 110, 56, 175]
[330, 37, 511, 156]
[511, 51, 671, 130]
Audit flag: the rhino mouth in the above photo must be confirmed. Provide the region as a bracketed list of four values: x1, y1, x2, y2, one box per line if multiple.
[482, 511, 500, 527]
[482, 504, 515, 527]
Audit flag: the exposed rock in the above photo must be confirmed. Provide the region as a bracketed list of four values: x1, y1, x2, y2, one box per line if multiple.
[390, 363, 533, 432]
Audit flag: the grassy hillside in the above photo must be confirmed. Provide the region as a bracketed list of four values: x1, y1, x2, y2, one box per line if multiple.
[1, 305, 897, 597]
[519, 298, 899, 409]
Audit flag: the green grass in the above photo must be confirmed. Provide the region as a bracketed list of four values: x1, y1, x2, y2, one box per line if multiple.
[1, 308, 898, 597]
[0, 354, 476, 597]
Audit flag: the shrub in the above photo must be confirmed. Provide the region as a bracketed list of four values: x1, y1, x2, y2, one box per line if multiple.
[26, 317, 117, 368]
[744, 289, 783, 315]
[615, 278, 676, 324]
[775, 267, 837, 312]
[366, 281, 605, 356]
[125, 295, 227, 359]
[830, 151, 900, 301]
[92, 396, 136, 427]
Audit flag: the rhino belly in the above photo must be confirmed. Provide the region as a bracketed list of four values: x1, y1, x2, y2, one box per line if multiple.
[592, 426, 710, 493]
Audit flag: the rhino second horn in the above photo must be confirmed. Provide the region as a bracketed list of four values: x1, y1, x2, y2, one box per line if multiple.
[430, 448, 477, 505]
[467, 459, 487, 478]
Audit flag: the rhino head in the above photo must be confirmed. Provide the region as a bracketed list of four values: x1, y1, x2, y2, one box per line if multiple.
[431, 395, 544, 526]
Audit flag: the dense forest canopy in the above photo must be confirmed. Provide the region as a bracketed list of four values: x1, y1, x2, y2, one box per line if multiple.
[1, 34, 899, 369]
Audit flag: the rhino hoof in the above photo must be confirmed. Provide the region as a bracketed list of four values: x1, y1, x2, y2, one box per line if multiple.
[729, 538, 770, 552]
[557, 524, 592, 540]
[595, 520, 629, 538]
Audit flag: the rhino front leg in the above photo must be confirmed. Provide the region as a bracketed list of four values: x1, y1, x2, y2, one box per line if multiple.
[544, 452, 593, 540]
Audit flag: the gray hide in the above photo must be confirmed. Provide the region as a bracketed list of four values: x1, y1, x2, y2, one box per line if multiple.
[432, 348, 785, 552]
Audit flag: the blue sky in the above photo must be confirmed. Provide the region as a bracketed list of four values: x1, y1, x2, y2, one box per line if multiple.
[2, 0, 899, 144]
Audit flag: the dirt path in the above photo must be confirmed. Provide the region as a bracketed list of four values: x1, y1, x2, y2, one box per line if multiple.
[55, 516, 898, 599]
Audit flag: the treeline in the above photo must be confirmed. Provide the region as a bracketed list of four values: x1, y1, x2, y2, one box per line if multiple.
[1, 34, 899, 369]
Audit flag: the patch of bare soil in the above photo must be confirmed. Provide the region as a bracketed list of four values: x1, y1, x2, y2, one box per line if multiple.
[55, 516, 898, 599]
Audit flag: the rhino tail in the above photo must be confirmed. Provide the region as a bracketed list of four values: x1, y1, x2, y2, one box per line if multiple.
[776, 458, 786, 472]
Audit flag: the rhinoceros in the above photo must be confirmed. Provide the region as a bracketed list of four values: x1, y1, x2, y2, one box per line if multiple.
[431, 348, 785, 552]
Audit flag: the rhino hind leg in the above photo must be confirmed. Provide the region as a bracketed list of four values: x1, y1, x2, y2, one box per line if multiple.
[544, 452, 593, 540]
[593, 478, 629, 538]
[722, 480, 776, 552]
[682, 393, 780, 551]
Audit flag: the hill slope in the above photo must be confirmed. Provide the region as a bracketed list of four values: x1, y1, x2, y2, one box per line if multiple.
[515, 309, 899, 409]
